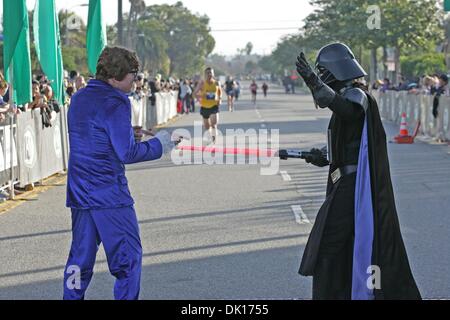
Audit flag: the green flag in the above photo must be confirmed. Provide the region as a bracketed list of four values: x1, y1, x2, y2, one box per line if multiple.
[445, 0, 450, 12]
[87, 0, 107, 75]
[33, 0, 65, 105]
[2, 0, 32, 105]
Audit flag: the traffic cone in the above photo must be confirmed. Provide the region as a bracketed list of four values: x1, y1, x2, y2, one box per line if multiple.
[398, 113, 409, 136]
[394, 112, 415, 144]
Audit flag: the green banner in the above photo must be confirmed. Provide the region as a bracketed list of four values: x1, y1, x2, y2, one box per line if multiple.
[33, 0, 65, 105]
[2, 0, 32, 105]
[87, 0, 107, 75]
[445, 0, 450, 12]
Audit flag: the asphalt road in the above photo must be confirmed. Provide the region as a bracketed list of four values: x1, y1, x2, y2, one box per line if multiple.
[0, 82, 449, 299]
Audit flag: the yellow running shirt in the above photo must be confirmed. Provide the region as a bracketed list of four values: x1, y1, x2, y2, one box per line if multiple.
[200, 80, 221, 109]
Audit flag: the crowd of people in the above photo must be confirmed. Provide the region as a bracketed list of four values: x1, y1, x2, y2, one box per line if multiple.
[372, 73, 449, 120]
[0, 72, 68, 127]
[373, 74, 449, 96]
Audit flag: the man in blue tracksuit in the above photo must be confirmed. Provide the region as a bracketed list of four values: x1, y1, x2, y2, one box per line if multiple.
[63, 47, 175, 300]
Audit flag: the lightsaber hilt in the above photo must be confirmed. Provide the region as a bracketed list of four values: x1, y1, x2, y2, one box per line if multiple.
[278, 149, 312, 160]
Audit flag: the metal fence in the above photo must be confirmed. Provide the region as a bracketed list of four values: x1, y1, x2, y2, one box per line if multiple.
[373, 91, 450, 141]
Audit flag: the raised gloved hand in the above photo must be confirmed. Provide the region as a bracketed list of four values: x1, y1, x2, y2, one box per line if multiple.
[304, 148, 329, 167]
[296, 52, 336, 109]
[296, 52, 322, 90]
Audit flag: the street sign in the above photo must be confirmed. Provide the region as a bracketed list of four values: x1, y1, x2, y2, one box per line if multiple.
[445, 0, 450, 12]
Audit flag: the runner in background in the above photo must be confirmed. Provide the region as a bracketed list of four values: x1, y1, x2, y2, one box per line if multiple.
[224, 76, 237, 112]
[262, 82, 269, 98]
[234, 80, 241, 101]
[250, 80, 258, 105]
[194, 67, 222, 144]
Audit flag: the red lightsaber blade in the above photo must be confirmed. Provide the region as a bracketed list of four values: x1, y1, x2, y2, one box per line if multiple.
[177, 145, 277, 157]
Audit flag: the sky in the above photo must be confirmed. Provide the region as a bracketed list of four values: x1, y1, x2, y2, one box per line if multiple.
[3, 0, 315, 56]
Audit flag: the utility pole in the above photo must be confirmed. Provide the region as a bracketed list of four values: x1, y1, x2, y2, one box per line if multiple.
[118, 0, 123, 46]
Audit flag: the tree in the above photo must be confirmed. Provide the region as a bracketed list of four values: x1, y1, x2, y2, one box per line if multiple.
[136, 1, 215, 77]
[400, 53, 446, 78]
[381, 0, 444, 81]
[268, 0, 445, 83]
[245, 61, 256, 74]
[258, 55, 278, 74]
[245, 42, 253, 55]
[136, 19, 168, 74]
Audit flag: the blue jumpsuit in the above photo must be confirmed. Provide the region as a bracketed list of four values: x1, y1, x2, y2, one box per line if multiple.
[63, 80, 163, 300]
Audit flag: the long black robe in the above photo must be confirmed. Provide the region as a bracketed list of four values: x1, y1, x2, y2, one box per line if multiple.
[298, 88, 421, 300]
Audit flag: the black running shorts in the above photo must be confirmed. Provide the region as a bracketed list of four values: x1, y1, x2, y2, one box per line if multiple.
[200, 105, 219, 119]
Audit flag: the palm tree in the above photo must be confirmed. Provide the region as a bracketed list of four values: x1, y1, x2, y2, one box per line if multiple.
[126, 0, 146, 49]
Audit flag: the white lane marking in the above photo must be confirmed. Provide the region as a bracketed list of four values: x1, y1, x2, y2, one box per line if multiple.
[298, 117, 319, 121]
[291, 205, 311, 225]
[280, 171, 291, 181]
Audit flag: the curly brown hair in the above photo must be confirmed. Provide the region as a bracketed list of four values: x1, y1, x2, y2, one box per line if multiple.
[95, 46, 140, 82]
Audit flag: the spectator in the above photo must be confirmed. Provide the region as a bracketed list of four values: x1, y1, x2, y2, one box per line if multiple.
[371, 80, 383, 90]
[130, 81, 144, 101]
[148, 74, 161, 106]
[396, 76, 410, 91]
[0, 78, 11, 122]
[179, 79, 192, 114]
[29, 80, 47, 111]
[379, 78, 392, 93]
[44, 84, 61, 115]
[69, 70, 79, 87]
[136, 73, 145, 89]
[421, 76, 437, 95]
[66, 86, 75, 101]
[432, 74, 448, 119]
[75, 76, 86, 91]
[430, 74, 441, 95]
[43, 85, 53, 101]
[160, 79, 166, 92]
[142, 78, 149, 95]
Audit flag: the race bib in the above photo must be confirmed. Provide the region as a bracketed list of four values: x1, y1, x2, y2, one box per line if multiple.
[206, 92, 216, 100]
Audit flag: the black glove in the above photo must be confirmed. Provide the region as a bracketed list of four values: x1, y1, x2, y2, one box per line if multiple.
[296, 52, 322, 90]
[296, 53, 336, 108]
[278, 150, 288, 160]
[304, 148, 329, 167]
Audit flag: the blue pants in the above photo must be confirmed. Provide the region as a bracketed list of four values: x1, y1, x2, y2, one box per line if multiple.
[63, 206, 142, 300]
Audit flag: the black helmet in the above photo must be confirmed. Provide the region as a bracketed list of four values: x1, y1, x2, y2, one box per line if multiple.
[315, 43, 367, 85]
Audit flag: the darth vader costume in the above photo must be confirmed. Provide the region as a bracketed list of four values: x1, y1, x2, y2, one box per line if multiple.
[296, 43, 421, 300]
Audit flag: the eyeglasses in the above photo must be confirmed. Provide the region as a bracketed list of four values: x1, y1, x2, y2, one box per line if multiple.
[130, 70, 139, 80]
